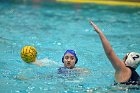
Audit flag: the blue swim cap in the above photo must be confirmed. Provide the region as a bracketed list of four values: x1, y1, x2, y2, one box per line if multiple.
[64, 50, 77, 57]
[62, 50, 78, 64]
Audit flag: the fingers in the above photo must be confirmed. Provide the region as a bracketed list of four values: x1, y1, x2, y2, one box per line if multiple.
[89, 19, 101, 33]
[89, 19, 93, 25]
[89, 20, 97, 27]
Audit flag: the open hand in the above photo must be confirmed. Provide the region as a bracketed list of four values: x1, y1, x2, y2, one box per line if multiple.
[89, 20, 101, 33]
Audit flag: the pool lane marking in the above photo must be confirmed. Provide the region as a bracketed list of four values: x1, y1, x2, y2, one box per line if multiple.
[56, 0, 140, 7]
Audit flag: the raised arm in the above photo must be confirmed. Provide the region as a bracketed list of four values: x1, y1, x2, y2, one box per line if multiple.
[89, 20, 125, 71]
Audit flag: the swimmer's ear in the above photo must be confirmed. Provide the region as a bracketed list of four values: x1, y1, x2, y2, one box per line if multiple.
[123, 55, 127, 62]
[62, 57, 64, 63]
[75, 56, 78, 64]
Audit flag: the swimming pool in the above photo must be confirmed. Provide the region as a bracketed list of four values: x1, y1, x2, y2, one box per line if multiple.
[0, 1, 140, 93]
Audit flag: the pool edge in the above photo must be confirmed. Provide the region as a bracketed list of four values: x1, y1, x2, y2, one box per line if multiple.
[56, 0, 140, 7]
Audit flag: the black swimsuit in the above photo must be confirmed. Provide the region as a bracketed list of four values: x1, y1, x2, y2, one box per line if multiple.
[114, 66, 140, 85]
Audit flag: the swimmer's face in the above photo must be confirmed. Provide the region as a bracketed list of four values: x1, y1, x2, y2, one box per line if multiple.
[63, 53, 76, 69]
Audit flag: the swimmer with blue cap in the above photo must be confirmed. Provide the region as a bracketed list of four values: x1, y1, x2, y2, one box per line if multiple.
[58, 50, 90, 75]
[62, 50, 78, 69]
[90, 19, 140, 85]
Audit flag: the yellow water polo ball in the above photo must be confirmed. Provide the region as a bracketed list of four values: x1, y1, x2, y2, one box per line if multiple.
[20, 46, 37, 63]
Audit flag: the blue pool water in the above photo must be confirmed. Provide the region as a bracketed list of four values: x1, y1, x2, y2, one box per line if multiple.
[0, 2, 140, 93]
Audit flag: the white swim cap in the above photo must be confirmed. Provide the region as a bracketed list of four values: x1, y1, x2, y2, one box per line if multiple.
[125, 52, 140, 69]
